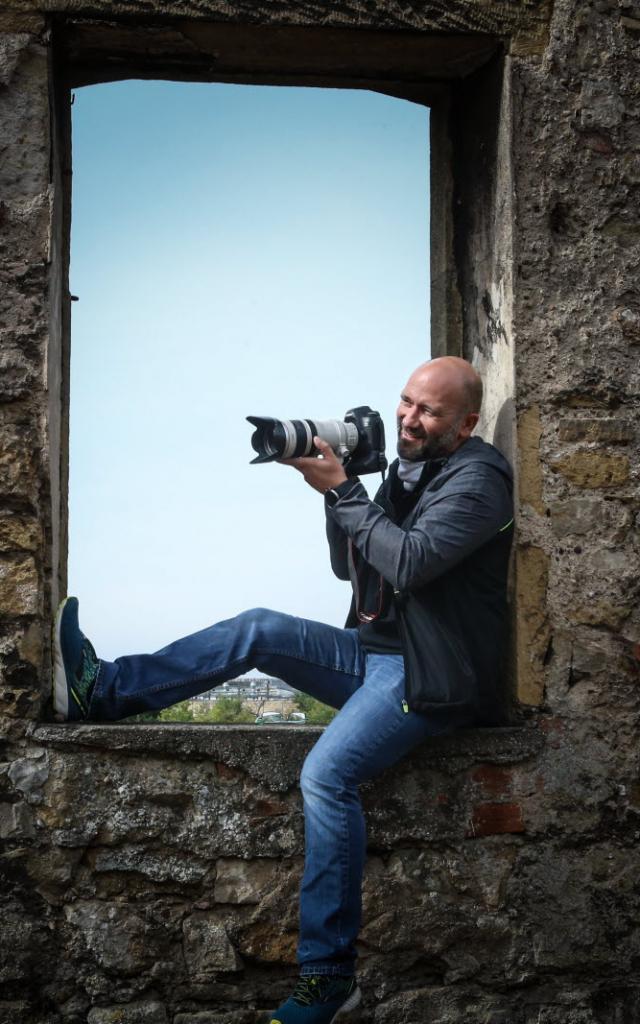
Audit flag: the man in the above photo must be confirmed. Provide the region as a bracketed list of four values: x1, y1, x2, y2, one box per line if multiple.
[53, 356, 513, 1024]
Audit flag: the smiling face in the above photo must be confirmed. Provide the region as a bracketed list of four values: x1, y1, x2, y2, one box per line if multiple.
[396, 358, 481, 462]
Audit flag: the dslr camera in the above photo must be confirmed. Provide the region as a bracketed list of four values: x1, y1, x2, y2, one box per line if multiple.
[247, 406, 387, 478]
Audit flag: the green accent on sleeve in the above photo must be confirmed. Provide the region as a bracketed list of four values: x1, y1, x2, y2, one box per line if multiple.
[402, 699, 409, 714]
[499, 518, 514, 532]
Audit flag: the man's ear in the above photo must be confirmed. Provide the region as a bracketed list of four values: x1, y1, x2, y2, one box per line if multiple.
[459, 412, 480, 439]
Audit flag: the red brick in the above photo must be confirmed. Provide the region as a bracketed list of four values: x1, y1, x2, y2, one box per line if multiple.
[471, 764, 513, 797]
[468, 803, 525, 837]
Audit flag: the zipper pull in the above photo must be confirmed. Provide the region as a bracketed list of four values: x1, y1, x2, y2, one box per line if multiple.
[402, 699, 409, 714]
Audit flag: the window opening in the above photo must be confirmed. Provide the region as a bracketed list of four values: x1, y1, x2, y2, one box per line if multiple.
[69, 80, 430, 718]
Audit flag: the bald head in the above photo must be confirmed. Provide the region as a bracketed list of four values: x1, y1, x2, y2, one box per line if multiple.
[396, 357, 482, 461]
[408, 357, 483, 417]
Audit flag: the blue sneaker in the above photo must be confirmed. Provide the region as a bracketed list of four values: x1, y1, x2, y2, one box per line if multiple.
[269, 975, 361, 1024]
[52, 597, 100, 721]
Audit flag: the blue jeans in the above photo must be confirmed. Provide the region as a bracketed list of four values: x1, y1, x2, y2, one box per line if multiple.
[88, 608, 470, 975]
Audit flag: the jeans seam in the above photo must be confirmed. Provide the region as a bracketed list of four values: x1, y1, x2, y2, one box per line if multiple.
[299, 966, 354, 977]
[115, 647, 364, 702]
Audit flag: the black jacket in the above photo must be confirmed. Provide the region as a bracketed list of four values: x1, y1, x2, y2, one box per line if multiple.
[325, 436, 514, 724]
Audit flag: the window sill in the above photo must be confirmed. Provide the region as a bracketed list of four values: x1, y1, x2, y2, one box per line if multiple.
[30, 721, 544, 788]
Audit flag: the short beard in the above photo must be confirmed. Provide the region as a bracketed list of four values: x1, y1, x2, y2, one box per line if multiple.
[396, 419, 461, 462]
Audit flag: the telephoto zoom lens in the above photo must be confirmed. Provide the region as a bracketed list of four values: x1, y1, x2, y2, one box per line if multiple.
[247, 416, 359, 463]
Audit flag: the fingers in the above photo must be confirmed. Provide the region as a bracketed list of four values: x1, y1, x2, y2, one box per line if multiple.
[313, 436, 339, 462]
[280, 438, 338, 468]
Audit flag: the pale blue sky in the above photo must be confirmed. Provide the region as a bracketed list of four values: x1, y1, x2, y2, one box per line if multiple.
[69, 80, 430, 659]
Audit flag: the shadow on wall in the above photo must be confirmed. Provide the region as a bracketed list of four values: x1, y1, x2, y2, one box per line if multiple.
[492, 396, 515, 466]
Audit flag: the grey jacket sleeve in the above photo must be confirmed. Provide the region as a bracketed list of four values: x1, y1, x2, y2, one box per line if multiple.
[327, 465, 513, 592]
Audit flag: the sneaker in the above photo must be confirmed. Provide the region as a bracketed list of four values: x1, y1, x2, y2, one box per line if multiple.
[52, 597, 100, 721]
[269, 975, 361, 1024]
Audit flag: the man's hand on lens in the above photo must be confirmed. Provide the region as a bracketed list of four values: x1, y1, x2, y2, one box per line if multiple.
[280, 437, 348, 494]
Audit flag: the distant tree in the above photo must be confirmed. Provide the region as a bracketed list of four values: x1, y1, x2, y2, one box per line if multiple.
[124, 709, 162, 723]
[135, 697, 255, 724]
[197, 696, 255, 723]
[292, 691, 336, 725]
[159, 700, 196, 722]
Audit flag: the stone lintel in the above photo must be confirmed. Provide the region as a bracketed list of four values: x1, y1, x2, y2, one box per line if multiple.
[0, 1, 551, 38]
[58, 19, 500, 90]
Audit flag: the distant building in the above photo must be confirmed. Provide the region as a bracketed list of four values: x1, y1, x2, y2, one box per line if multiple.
[193, 675, 293, 701]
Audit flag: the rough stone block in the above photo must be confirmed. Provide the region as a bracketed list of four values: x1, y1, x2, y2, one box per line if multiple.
[182, 914, 242, 977]
[0, 553, 39, 615]
[0, 906, 51, 984]
[0, 412, 40, 498]
[173, 1014, 257, 1024]
[0, 35, 49, 199]
[87, 1002, 168, 1024]
[8, 751, 48, 798]
[234, 915, 298, 966]
[373, 985, 512, 1023]
[214, 857, 278, 904]
[0, 512, 40, 551]
[579, 79, 625, 128]
[567, 601, 631, 631]
[524, 1008, 597, 1023]
[517, 404, 544, 513]
[557, 418, 634, 444]
[0, 799, 35, 839]
[93, 845, 210, 884]
[613, 306, 640, 343]
[0, 344, 40, 403]
[551, 451, 630, 488]
[549, 497, 631, 540]
[64, 901, 165, 976]
[515, 546, 550, 705]
[0, 1004, 31, 1024]
[26, 845, 82, 901]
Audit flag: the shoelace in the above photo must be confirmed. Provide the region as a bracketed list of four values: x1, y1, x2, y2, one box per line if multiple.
[292, 976, 337, 1007]
[76, 639, 100, 705]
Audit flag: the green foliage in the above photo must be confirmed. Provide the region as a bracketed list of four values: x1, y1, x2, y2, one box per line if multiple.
[292, 691, 337, 725]
[198, 696, 255, 724]
[126, 695, 334, 726]
[123, 709, 162, 723]
[157, 696, 254, 724]
[158, 700, 196, 722]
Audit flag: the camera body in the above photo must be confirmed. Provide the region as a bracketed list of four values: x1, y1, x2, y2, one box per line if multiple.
[247, 405, 387, 478]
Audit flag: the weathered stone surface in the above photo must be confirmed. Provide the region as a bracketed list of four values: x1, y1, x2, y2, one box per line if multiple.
[2, 0, 640, 1021]
[214, 857, 278, 904]
[0, 904, 52, 983]
[93, 845, 211, 884]
[64, 901, 167, 976]
[549, 496, 632, 540]
[518, 404, 545, 514]
[515, 546, 550, 705]
[173, 1014, 257, 1024]
[613, 306, 640, 343]
[557, 417, 634, 444]
[0, 1, 551, 36]
[0, 513, 40, 551]
[8, 750, 48, 798]
[182, 914, 242, 976]
[87, 1001, 168, 1024]
[0, 553, 39, 615]
[0, 798, 35, 838]
[551, 451, 630, 488]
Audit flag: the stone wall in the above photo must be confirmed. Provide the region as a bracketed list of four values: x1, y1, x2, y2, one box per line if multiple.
[1, 1, 640, 1022]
